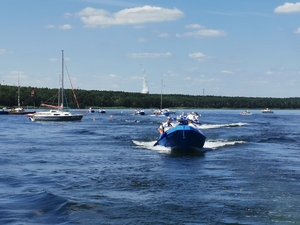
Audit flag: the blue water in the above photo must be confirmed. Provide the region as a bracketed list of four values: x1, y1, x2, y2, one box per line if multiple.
[1, 109, 300, 224]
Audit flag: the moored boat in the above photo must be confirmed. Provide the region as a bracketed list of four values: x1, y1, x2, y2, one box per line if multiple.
[261, 108, 274, 113]
[98, 108, 106, 113]
[134, 108, 145, 115]
[28, 109, 83, 122]
[240, 110, 252, 115]
[0, 108, 9, 115]
[8, 75, 36, 115]
[28, 50, 83, 122]
[8, 107, 36, 115]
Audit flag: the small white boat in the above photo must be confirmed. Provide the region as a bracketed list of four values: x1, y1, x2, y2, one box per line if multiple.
[98, 108, 106, 113]
[28, 109, 83, 122]
[134, 109, 145, 115]
[261, 108, 274, 113]
[88, 107, 95, 113]
[240, 110, 252, 115]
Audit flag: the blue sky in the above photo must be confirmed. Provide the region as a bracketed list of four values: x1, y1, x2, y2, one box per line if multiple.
[1, 0, 300, 97]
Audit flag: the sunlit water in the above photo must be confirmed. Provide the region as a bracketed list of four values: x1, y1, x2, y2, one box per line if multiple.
[1, 109, 300, 224]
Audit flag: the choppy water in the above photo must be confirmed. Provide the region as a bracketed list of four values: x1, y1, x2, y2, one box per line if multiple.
[1, 109, 300, 225]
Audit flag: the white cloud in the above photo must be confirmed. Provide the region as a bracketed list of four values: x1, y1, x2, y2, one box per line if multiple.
[76, 5, 184, 28]
[189, 52, 211, 61]
[0, 49, 6, 54]
[221, 70, 233, 74]
[59, 24, 73, 30]
[137, 38, 147, 42]
[184, 76, 193, 81]
[45, 24, 56, 29]
[50, 58, 58, 62]
[153, 29, 170, 37]
[185, 24, 205, 29]
[177, 29, 226, 38]
[157, 32, 169, 37]
[45, 24, 72, 30]
[274, 2, 300, 13]
[295, 27, 300, 33]
[177, 24, 226, 38]
[129, 52, 172, 58]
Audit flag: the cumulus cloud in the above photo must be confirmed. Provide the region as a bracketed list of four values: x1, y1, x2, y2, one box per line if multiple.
[76, 5, 184, 28]
[137, 38, 147, 42]
[274, 2, 300, 13]
[189, 52, 211, 61]
[153, 29, 170, 37]
[45, 24, 56, 29]
[45, 24, 72, 30]
[185, 24, 205, 29]
[129, 52, 172, 58]
[0, 49, 6, 55]
[177, 23, 226, 38]
[109, 74, 118, 78]
[178, 29, 226, 37]
[295, 27, 300, 33]
[59, 24, 73, 30]
[221, 70, 234, 74]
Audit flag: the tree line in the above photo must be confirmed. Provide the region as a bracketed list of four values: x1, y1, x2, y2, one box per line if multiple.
[1, 84, 300, 109]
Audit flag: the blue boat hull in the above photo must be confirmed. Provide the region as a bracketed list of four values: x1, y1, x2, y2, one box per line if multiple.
[156, 124, 206, 151]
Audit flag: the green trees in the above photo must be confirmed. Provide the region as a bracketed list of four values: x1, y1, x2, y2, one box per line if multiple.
[1, 84, 300, 109]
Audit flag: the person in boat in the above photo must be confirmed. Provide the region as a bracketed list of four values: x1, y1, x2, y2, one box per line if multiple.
[188, 119, 197, 128]
[186, 112, 201, 124]
[158, 116, 173, 134]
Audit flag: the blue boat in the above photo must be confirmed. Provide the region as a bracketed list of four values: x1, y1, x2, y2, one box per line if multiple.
[154, 120, 206, 151]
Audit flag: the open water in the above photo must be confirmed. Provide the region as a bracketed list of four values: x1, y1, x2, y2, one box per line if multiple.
[0, 109, 300, 225]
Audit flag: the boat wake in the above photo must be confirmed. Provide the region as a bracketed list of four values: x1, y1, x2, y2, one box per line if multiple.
[132, 139, 245, 153]
[199, 122, 247, 129]
[132, 140, 172, 154]
[204, 140, 245, 149]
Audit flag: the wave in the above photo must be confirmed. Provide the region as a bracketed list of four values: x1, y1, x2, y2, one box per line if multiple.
[204, 140, 245, 149]
[0, 191, 71, 224]
[132, 139, 245, 153]
[132, 140, 171, 154]
[199, 122, 247, 130]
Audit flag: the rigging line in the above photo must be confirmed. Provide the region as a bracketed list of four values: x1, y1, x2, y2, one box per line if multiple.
[64, 64, 82, 111]
[41, 93, 59, 107]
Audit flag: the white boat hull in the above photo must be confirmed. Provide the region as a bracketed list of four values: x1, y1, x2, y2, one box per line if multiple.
[29, 110, 83, 122]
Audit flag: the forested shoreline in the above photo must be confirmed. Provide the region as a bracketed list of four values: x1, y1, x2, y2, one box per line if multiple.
[1, 85, 300, 109]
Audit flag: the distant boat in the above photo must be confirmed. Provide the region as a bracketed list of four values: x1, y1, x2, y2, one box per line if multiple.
[0, 108, 9, 115]
[261, 108, 274, 113]
[88, 107, 95, 113]
[8, 75, 36, 115]
[98, 108, 106, 113]
[134, 108, 145, 115]
[28, 50, 83, 122]
[240, 110, 252, 115]
[153, 79, 170, 116]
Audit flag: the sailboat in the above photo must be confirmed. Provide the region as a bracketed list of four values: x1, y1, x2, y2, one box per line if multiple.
[153, 79, 175, 116]
[28, 50, 83, 122]
[9, 75, 36, 115]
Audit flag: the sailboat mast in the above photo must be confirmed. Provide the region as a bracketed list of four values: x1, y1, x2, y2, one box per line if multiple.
[160, 79, 163, 110]
[61, 50, 64, 109]
[18, 74, 20, 108]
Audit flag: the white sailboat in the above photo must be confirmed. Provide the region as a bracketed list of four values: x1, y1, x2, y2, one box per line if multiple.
[153, 79, 172, 116]
[28, 50, 83, 122]
[9, 75, 36, 115]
